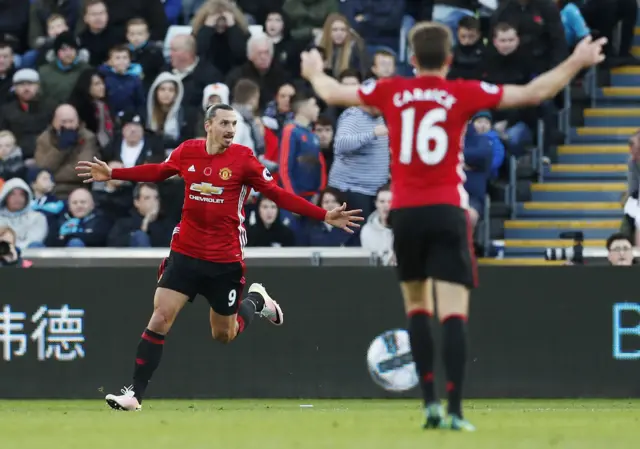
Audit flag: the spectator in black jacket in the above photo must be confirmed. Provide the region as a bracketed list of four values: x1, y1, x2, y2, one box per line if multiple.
[107, 182, 173, 247]
[0, 40, 16, 106]
[0, 0, 30, 54]
[264, 9, 299, 78]
[192, 0, 250, 77]
[349, 0, 406, 53]
[581, 0, 639, 65]
[226, 33, 290, 110]
[47, 187, 110, 247]
[78, 0, 121, 67]
[246, 195, 296, 247]
[492, 0, 568, 73]
[448, 16, 485, 80]
[164, 33, 224, 111]
[432, 0, 476, 39]
[102, 111, 165, 167]
[92, 160, 134, 223]
[126, 18, 165, 92]
[0, 69, 54, 164]
[102, 0, 167, 42]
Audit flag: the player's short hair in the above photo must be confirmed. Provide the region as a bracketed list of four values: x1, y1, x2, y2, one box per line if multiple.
[205, 103, 235, 121]
[315, 115, 333, 128]
[133, 182, 159, 200]
[458, 16, 480, 32]
[409, 22, 452, 70]
[606, 232, 632, 250]
[291, 90, 315, 114]
[493, 22, 517, 37]
[338, 68, 362, 83]
[232, 78, 260, 105]
[47, 13, 67, 26]
[127, 17, 148, 31]
[109, 44, 130, 57]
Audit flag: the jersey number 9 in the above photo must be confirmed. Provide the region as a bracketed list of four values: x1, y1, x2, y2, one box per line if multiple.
[400, 107, 448, 166]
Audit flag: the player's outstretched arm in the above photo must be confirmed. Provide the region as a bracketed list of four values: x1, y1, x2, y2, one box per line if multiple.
[76, 157, 179, 183]
[498, 36, 607, 109]
[301, 49, 363, 107]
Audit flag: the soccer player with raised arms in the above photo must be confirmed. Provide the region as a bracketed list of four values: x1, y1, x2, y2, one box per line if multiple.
[76, 104, 363, 411]
[300, 22, 606, 430]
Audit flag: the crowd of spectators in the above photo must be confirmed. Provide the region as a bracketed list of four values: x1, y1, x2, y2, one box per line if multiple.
[0, 0, 637, 266]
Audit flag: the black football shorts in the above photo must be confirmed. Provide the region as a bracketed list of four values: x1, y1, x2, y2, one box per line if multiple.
[390, 204, 477, 289]
[158, 251, 245, 315]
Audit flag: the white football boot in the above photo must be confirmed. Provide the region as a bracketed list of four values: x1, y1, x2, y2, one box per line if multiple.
[249, 283, 283, 326]
[105, 385, 142, 411]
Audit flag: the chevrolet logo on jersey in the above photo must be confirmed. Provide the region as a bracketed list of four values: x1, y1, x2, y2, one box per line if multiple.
[190, 182, 224, 196]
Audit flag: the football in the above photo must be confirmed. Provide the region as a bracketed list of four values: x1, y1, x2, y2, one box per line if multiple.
[366, 329, 418, 392]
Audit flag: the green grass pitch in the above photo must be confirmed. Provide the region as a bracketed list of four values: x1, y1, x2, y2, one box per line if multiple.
[1, 399, 638, 449]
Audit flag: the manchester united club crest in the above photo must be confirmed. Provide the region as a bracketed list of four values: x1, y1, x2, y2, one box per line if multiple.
[219, 167, 232, 180]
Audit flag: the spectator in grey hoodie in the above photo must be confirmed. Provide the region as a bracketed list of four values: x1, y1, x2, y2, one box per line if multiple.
[360, 184, 394, 265]
[0, 178, 48, 249]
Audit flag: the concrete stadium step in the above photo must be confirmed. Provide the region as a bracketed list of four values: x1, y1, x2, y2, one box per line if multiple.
[477, 257, 564, 266]
[596, 87, 640, 104]
[611, 74, 640, 86]
[504, 219, 620, 239]
[584, 108, 640, 126]
[503, 239, 605, 256]
[570, 127, 636, 142]
[544, 164, 627, 179]
[531, 182, 626, 202]
[556, 145, 628, 164]
[516, 202, 623, 217]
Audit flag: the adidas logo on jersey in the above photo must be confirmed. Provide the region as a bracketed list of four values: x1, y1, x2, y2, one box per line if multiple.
[188, 165, 196, 172]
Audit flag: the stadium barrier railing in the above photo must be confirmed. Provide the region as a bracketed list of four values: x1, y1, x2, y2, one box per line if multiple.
[1, 266, 638, 399]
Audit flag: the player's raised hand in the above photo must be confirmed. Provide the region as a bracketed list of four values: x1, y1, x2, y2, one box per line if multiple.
[324, 202, 364, 234]
[300, 49, 325, 80]
[572, 35, 607, 68]
[75, 157, 112, 183]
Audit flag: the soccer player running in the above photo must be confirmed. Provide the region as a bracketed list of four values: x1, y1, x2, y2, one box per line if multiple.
[76, 104, 363, 411]
[300, 22, 606, 431]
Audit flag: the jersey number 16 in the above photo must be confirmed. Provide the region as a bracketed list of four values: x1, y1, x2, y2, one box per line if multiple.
[400, 107, 448, 165]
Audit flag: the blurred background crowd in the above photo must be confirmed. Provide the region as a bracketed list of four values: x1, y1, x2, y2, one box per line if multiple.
[0, 0, 637, 268]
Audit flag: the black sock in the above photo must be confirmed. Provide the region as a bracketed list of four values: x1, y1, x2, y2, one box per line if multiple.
[132, 328, 165, 403]
[408, 309, 436, 406]
[442, 316, 467, 417]
[236, 298, 257, 335]
[245, 291, 265, 312]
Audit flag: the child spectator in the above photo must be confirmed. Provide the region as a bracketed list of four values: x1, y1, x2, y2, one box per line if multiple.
[78, 0, 120, 67]
[28, 1, 81, 55]
[246, 196, 296, 247]
[314, 116, 335, 177]
[126, 18, 165, 92]
[0, 130, 26, 181]
[147, 72, 194, 151]
[360, 184, 394, 265]
[28, 167, 65, 229]
[298, 187, 355, 246]
[99, 45, 146, 118]
[68, 69, 114, 149]
[464, 111, 504, 227]
[448, 16, 485, 80]
[23, 13, 69, 69]
[370, 49, 396, 79]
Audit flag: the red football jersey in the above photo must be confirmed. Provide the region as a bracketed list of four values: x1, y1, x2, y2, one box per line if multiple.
[111, 139, 327, 263]
[358, 76, 504, 210]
